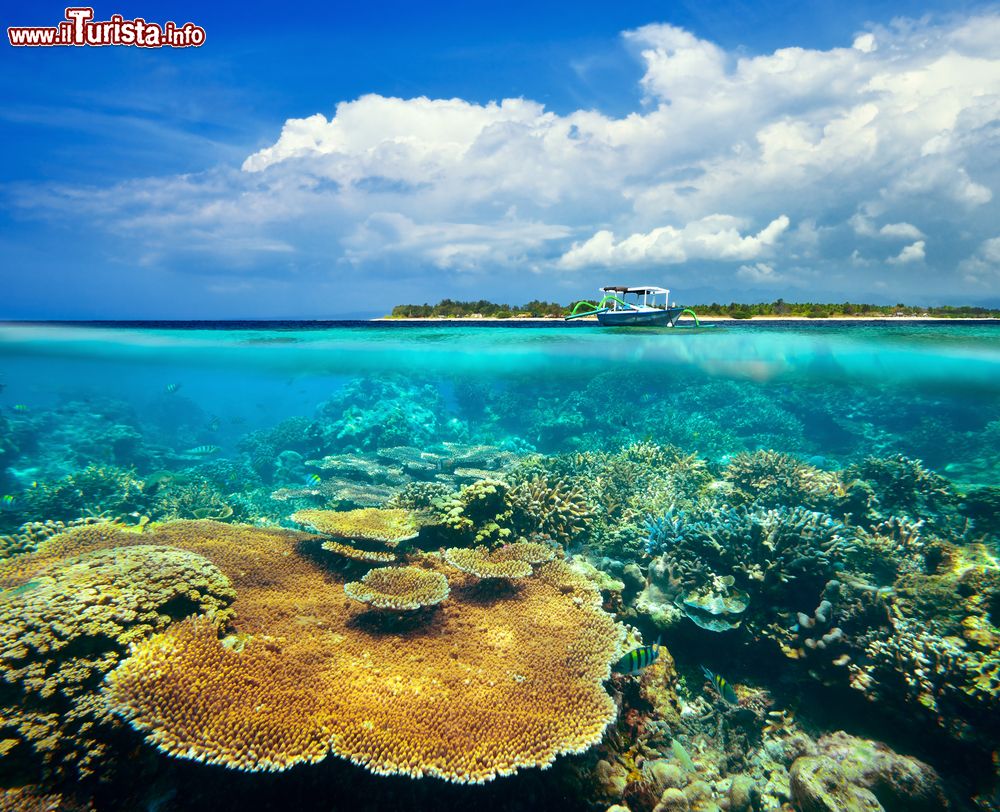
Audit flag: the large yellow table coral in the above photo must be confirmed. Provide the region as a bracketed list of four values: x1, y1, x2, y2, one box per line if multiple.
[3, 520, 623, 783]
[291, 508, 419, 546]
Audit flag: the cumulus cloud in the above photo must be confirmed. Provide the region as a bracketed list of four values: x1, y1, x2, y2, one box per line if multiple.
[889, 240, 927, 265]
[557, 215, 789, 269]
[878, 222, 925, 240]
[10, 11, 1000, 304]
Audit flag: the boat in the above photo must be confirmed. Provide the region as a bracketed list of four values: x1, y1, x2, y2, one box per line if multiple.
[565, 286, 698, 326]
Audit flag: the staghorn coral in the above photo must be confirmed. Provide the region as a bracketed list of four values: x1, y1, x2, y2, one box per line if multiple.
[847, 454, 959, 530]
[510, 474, 592, 548]
[15, 465, 149, 525]
[344, 565, 449, 611]
[722, 450, 835, 509]
[0, 542, 235, 779]
[290, 508, 419, 546]
[152, 480, 233, 521]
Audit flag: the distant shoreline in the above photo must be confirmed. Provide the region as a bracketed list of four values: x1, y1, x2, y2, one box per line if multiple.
[376, 315, 1000, 322]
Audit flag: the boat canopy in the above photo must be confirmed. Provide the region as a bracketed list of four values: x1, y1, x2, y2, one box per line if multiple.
[601, 285, 669, 296]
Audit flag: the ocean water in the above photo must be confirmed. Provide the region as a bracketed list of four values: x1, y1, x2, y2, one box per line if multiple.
[0, 319, 997, 811]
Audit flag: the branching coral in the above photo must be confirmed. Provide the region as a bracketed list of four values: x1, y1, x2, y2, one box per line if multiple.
[510, 474, 592, 547]
[16, 465, 149, 524]
[722, 450, 835, 509]
[344, 566, 450, 611]
[0, 542, 235, 778]
[153, 480, 233, 521]
[644, 504, 857, 635]
[847, 454, 958, 528]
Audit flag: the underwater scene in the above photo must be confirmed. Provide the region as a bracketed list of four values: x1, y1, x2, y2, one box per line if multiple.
[0, 319, 998, 812]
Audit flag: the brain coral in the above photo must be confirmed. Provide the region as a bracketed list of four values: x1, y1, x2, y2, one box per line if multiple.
[291, 508, 419, 546]
[344, 565, 449, 610]
[89, 521, 622, 782]
[0, 539, 235, 778]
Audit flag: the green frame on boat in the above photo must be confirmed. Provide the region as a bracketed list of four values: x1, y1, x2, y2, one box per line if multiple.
[565, 292, 704, 327]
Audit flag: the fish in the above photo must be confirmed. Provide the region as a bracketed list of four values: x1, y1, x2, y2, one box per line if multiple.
[165, 383, 181, 393]
[671, 739, 696, 772]
[182, 445, 221, 456]
[12, 404, 28, 412]
[306, 473, 322, 485]
[701, 665, 738, 704]
[207, 418, 221, 432]
[614, 639, 662, 675]
[1, 495, 15, 507]
[0, 383, 5, 394]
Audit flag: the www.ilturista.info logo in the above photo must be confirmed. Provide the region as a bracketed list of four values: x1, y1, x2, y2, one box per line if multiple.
[8, 7, 206, 48]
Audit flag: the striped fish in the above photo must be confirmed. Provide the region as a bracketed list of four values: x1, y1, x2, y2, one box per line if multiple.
[12, 404, 28, 412]
[165, 383, 181, 393]
[183, 445, 220, 456]
[701, 665, 738, 704]
[306, 473, 322, 485]
[614, 640, 661, 675]
[1, 495, 15, 507]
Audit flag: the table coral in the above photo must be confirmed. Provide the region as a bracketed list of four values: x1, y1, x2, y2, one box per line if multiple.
[0, 541, 235, 779]
[291, 508, 419, 546]
[100, 528, 623, 782]
[344, 565, 449, 611]
[443, 545, 534, 579]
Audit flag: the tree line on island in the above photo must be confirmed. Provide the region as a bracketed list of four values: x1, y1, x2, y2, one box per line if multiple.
[389, 298, 1000, 319]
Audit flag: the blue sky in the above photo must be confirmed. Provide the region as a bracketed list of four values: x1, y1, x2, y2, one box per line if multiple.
[2, 0, 999, 318]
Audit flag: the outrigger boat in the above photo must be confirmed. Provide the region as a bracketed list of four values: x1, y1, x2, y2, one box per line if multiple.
[565, 286, 701, 326]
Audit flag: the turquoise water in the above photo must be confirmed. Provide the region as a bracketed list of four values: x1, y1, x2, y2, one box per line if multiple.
[0, 319, 998, 810]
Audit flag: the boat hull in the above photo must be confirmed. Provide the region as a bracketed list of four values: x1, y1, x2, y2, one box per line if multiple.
[596, 307, 685, 327]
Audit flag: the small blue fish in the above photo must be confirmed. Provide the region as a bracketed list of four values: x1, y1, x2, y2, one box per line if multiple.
[1, 495, 15, 507]
[12, 404, 28, 412]
[165, 383, 181, 394]
[614, 639, 662, 675]
[701, 665, 738, 704]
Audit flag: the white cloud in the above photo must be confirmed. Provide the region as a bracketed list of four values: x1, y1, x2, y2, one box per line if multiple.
[878, 222, 925, 240]
[959, 235, 1000, 284]
[557, 215, 789, 269]
[10, 12, 1000, 302]
[737, 262, 781, 283]
[889, 240, 926, 264]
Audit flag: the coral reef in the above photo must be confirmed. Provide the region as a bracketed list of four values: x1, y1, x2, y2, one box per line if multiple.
[789, 732, 949, 812]
[101, 528, 623, 782]
[344, 565, 450, 611]
[291, 507, 419, 545]
[443, 545, 534, 579]
[0, 540, 235, 779]
[509, 474, 592, 547]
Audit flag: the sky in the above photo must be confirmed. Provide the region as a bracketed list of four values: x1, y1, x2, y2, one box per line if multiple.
[2, 0, 1000, 318]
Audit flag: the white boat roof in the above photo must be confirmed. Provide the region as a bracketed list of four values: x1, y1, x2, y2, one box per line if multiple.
[602, 285, 669, 295]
